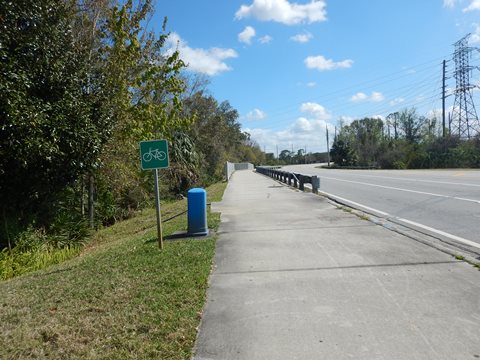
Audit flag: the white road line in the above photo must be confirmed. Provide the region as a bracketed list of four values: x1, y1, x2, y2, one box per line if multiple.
[322, 172, 480, 188]
[320, 190, 480, 250]
[397, 217, 480, 250]
[320, 191, 390, 216]
[320, 176, 480, 205]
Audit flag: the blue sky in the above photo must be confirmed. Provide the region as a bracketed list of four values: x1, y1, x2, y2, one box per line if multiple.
[155, 0, 480, 154]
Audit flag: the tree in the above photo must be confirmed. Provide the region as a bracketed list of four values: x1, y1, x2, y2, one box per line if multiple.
[93, 0, 191, 222]
[0, 0, 112, 245]
[397, 108, 425, 143]
[344, 118, 384, 166]
[330, 139, 357, 166]
[278, 150, 292, 163]
[183, 92, 248, 181]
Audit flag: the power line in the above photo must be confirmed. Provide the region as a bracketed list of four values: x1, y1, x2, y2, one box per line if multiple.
[264, 67, 444, 129]
[261, 55, 451, 121]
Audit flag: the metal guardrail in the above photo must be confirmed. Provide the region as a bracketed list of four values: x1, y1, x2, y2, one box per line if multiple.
[256, 167, 320, 194]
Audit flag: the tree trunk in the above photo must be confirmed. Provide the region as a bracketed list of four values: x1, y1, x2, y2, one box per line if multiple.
[80, 176, 85, 217]
[2, 208, 12, 251]
[88, 173, 94, 228]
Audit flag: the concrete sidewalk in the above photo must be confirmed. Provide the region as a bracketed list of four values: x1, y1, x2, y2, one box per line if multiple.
[193, 170, 480, 360]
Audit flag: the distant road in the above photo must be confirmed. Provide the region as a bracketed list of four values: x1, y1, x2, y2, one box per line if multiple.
[282, 164, 480, 247]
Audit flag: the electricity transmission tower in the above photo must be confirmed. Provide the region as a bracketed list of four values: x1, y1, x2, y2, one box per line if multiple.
[451, 33, 480, 139]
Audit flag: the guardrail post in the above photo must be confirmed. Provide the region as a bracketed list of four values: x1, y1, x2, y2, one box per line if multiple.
[312, 176, 320, 194]
[299, 175, 304, 191]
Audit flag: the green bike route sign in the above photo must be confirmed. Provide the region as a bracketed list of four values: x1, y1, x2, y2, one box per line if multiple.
[140, 139, 169, 170]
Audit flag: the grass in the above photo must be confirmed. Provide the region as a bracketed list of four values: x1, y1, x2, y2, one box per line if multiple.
[0, 244, 82, 281]
[340, 206, 353, 213]
[0, 181, 227, 359]
[359, 214, 370, 221]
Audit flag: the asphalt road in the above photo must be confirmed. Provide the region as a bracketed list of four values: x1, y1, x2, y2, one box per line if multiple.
[282, 164, 480, 247]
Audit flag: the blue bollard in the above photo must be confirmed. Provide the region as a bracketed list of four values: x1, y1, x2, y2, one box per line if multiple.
[187, 188, 209, 236]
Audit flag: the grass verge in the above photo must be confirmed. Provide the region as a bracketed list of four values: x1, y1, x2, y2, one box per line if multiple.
[0, 181, 227, 359]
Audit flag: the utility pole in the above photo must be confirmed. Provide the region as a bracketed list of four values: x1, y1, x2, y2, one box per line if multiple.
[451, 33, 480, 139]
[442, 59, 447, 137]
[394, 114, 398, 139]
[276, 145, 278, 159]
[326, 125, 330, 167]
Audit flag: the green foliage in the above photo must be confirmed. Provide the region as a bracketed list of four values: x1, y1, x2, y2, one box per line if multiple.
[103, 0, 190, 141]
[164, 132, 200, 195]
[183, 92, 255, 182]
[330, 139, 357, 166]
[0, 227, 81, 280]
[0, 180, 226, 281]
[92, 0, 193, 223]
[0, 0, 112, 245]
[331, 108, 480, 169]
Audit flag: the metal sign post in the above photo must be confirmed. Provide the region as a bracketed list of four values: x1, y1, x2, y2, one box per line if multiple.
[153, 168, 163, 249]
[140, 140, 170, 249]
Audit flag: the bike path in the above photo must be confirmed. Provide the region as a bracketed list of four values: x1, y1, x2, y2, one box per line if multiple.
[193, 170, 480, 360]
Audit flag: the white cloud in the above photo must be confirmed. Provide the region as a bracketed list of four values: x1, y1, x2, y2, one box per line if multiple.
[300, 102, 331, 120]
[235, 0, 327, 25]
[238, 26, 256, 44]
[290, 31, 313, 43]
[470, 23, 480, 43]
[243, 102, 335, 153]
[338, 116, 354, 126]
[463, 0, 480, 12]
[259, 35, 273, 44]
[370, 92, 385, 102]
[166, 33, 238, 76]
[389, 97, 405, 106]
[245, 108, 267, 121]
[350, 91, 385, 102]
[426, 106, 454, 120]
[245, 118, 335, 154]
[304, 55, 353, 71]
[306, 82, 317, 87]
[350, 92, 368, 102]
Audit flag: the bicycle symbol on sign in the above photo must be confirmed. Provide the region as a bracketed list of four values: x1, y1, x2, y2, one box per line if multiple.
[142, 148, 167, 162]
